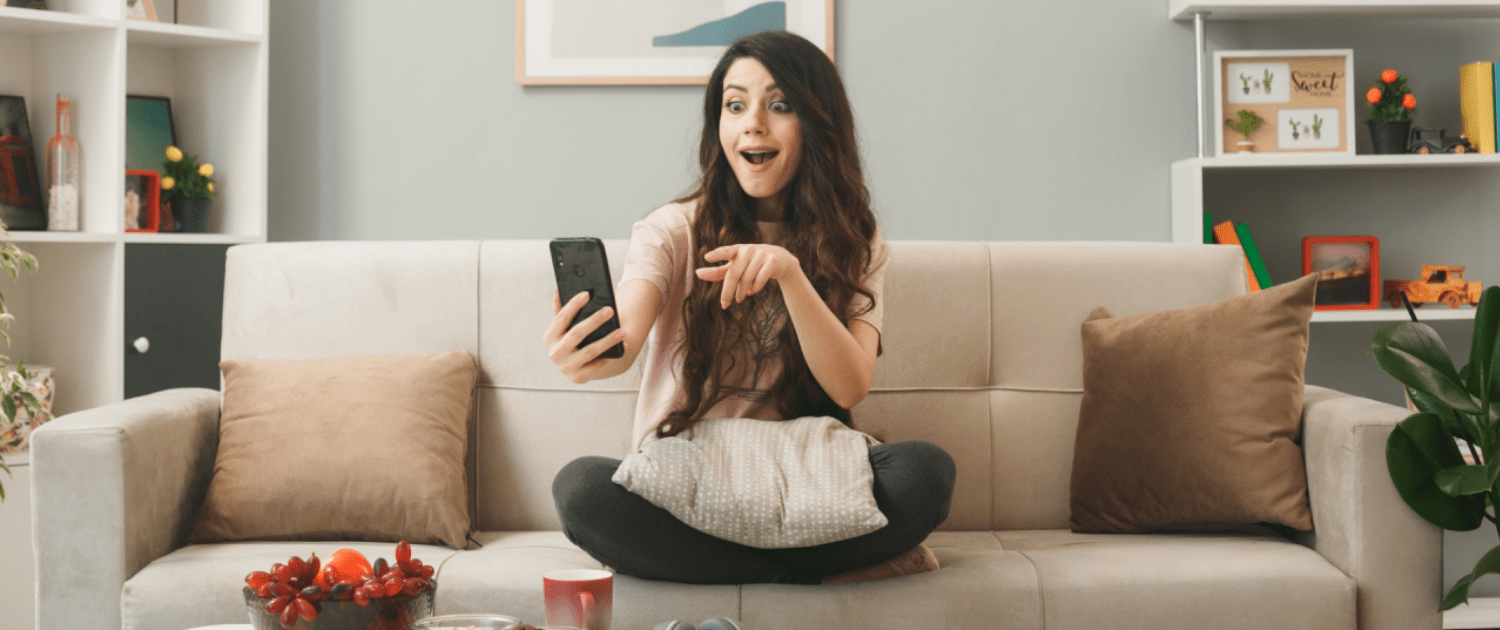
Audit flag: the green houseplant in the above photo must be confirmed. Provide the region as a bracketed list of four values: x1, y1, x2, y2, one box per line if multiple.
[1372, 286, 1500, 609]
[0, 225, 47, 501]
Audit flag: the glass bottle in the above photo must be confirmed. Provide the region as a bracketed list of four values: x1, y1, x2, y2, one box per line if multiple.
[46, 93, 78, 231]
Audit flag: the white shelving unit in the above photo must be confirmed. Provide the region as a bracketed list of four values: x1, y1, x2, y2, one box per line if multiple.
[1172, 2, 1500, 626]
[0, 0, 267, 418]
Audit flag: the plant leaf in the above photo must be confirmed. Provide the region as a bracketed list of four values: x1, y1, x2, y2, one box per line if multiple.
[1445, 574, 1476, 611]
[1409, 387, 1465, 433]
[1436, 465, 1492, 496]
[1472, 287, 1500, 401]
[1371, 322, 1481, 413]
[1388, 412, 1485, 530]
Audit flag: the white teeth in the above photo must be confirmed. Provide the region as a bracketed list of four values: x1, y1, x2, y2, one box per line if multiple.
[742, 150, 777, 165]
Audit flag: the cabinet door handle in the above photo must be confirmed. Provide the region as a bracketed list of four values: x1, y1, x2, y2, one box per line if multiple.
[132, 337, 150, 354]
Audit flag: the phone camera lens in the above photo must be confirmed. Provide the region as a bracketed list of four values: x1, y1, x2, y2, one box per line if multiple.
[574, 264, 586, 277]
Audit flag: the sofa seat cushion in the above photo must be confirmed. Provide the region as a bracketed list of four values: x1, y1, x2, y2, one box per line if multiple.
[997, 528, 1355, 630]
[437, 531, 740, 626]
[740, 531, 1043, 629]
[120, 541, 460, 630]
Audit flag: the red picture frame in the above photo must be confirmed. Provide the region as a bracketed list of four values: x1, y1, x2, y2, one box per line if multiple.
[125, 169, 159, 233]
[1302, 235, 1380, 310]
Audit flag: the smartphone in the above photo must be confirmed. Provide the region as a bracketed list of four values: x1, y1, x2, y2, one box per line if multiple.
[550, 237, 625, 359]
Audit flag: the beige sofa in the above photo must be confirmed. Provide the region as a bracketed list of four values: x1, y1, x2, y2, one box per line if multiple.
[31, 240, 1439, 630]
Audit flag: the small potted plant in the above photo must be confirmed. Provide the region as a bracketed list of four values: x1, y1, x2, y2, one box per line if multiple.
[160, 146, 216, 233]
[1225, 110, 1266, 153]
[1366, 68, 1417, 154]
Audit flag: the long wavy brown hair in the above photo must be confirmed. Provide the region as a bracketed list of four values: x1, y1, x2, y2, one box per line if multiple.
[656, 31, 877, 439]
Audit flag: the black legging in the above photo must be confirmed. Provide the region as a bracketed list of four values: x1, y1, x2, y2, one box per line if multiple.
[552, 440, 956, 584]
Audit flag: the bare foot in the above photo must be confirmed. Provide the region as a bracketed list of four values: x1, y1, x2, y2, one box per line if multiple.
[820, 544, 939, 584]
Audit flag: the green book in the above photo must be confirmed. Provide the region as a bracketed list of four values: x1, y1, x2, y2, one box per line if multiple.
[1203, 211, 1214, 244]
[1235, 222, 1273, 288]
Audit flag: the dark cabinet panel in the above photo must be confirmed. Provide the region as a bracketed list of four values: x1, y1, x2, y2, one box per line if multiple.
[124, 243, 230, 399]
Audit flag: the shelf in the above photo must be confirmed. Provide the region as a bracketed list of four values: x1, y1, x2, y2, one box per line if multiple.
[0, 231, 120, 244]
[1447, 596, 1500, 629]
[1178, 153, 1500, 169]
[126, 21, 262, 47]
[0, 7, 115, 35]
[1, 451, 28, 467]
[1312, 306, 1476, 322]
[1171, 0, 1500, 21]
[122, 232, 262, 245]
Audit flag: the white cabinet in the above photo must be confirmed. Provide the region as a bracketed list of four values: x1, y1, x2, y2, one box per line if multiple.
[0, 0, 267, 417]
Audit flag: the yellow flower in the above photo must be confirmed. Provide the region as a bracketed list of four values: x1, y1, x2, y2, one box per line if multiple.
[198, 163, 214, 177]
[164, 146, 183, 162]
[160, 176, 175, 190]
[207, 182, 214, 193]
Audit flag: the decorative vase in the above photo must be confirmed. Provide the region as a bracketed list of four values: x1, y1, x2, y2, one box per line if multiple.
[46, 93, 78, 231]
[0, 365, 54, 454]
[1236, 140, 1255, 154]
[173, 197, 211, 233]
[1368, 120, 1412, 154]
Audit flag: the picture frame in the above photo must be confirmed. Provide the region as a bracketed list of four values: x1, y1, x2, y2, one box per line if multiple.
[0, 95, 46, 231]
[1302, 235, 1380, 311]
[126, 95, 176, 231]
[124, 0, 156, 21]
[124, 169, 159, 233]
[1213, 49, 1355, 157]
[516, 0, 834, 85]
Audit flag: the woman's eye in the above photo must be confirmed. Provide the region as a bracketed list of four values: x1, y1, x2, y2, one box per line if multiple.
[770, 100, 792, 113]
[725, 101, 745, 114]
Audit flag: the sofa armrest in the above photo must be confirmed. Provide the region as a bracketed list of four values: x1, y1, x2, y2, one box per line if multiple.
[31, 387, 220, 630]
[1298, 385, 1441, 630]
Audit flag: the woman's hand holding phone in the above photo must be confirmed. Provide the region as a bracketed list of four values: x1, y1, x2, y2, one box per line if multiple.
[544, 289, 628, 384]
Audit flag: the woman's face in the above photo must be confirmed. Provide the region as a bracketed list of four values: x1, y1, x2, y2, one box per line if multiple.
[718, 57, 803, 220]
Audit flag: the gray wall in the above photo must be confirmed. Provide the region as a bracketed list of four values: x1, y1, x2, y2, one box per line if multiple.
[267, 0, 1500, 594]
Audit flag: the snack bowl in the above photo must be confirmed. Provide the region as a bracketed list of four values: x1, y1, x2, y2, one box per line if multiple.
[244, 582, 436, 630]
[412, 614, 523, 629]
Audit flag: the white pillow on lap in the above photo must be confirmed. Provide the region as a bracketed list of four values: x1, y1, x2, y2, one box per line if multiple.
[612, 416, 887, 549]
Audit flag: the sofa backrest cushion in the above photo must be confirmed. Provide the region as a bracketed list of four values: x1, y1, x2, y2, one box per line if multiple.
[223, 239, 1247, 533]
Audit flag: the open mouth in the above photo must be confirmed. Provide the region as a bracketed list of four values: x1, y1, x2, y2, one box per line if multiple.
[742, 150, 778, 165]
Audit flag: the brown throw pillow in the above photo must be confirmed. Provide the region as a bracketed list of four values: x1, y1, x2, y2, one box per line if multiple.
[1070, 273, 1318, 533]
[189, 351, 477, 548]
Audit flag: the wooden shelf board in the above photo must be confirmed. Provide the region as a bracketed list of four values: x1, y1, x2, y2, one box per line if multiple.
[0, 7, 114, 35]
[1171, 0, 1500, 21]
[126, 21, 262, 47]
[1312, 306, 1476, 322]
[1446, 596, 1500, 629]
[1177, 153, 1500, 170]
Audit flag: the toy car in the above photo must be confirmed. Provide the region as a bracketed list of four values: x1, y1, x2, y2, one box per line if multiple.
[1409, 127, 1475, 154]
[1384, 264, 1482, 308]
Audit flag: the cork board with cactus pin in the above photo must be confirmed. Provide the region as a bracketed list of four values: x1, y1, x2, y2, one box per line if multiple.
[1212, 49, 1354, 157]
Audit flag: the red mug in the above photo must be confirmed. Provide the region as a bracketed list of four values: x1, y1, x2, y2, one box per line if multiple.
[543, 569, 612, 630]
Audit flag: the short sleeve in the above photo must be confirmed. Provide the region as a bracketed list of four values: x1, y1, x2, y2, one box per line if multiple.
[619, 208, 680, 298]
[851, 228, 889, 336]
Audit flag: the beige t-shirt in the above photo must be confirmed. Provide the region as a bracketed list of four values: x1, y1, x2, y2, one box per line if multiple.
[619, 200, 890, 450]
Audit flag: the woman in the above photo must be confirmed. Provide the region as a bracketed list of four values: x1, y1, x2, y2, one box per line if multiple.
[545, 30, 955, 585]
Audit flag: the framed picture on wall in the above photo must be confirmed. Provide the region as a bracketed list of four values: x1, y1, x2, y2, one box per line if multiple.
[1302, 235, 1380, 311]
[126, 95, 176, 231]
[516, 0, 834, 85]
[0, 95, 45, 230]
[125, 169, 159, 233]
[1213, 49, 1355, 157]
[124, 0, 156, 21]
